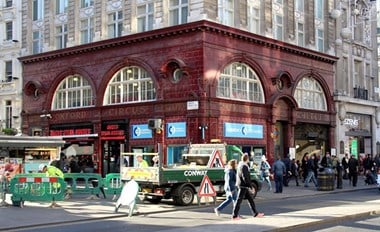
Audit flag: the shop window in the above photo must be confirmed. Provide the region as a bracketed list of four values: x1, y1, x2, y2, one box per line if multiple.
[339, 140, 344, 155]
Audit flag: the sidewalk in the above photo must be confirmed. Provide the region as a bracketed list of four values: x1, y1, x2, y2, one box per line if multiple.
[0, 177, 379, 231]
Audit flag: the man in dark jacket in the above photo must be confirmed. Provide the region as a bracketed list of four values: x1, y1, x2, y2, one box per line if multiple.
[232, 153, 264, 220]
[273, 155, 286, 193]
[348, 155, 359, 187]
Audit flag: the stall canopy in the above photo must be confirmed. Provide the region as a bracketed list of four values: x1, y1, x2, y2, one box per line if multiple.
[0, 135, 66, 149]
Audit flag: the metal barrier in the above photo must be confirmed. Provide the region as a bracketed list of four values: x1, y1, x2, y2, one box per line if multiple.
[64, 173, 104, 198]
[9, 174, 67, 208]
[103, 173, 122, 198]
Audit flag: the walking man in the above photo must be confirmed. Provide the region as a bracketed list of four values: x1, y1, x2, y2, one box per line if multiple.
[272, 155, 286, 193]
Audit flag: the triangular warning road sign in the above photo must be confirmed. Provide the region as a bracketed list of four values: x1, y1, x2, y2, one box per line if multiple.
[207, 150, 225, 168]
[198, 175, 216, 197]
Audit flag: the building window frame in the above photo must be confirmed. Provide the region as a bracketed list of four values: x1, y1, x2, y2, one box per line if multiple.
[80, 17, 94, 44]
[32, 30, 43, 54]
[56, 0, 68, 14]
[217, 62, 265, 103]
[56, 24, 68, 49]
[81, 0, 94, 8]
[52, 75, 94, 110]
[5, 21, 13, 41]
[104, 66, 156, 105]
[218, 0, 234, 27]
[108, 11, 123, 38]
[247, 0, 260, 34]
[137, 2, 154, 33]
[5, 100, 12, 129]
[5, 0, 13, 8]
[294, 76, 327, 111]
[32, 0, 44, 21]
[169, 0, 188, 26]
[5, 60, 12, 82]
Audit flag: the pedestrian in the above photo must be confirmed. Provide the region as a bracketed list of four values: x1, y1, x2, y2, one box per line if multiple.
[301, 152, 309, 182]
[232, 154, 264, 220]
[282, 154, 291, 186]
[272, 155, 286, 193]
[214, 159, 237, 216]
[287, 158, 299, 186]
[38, 164, 67, 207]
[348, 155, 359, 187]
[342, 153, 349, 179]
[304, 154, 318, 188]
[136, 154, 148, 167]
[260, 155, 272, 191]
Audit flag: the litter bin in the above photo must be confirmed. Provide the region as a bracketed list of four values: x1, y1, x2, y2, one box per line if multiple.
[317, 168, 335, 191]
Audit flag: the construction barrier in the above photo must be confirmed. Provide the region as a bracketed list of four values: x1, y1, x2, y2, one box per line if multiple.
[103, 173, 122, 197]
[9, 174, 67, 207]
[64, 173, 104, 197]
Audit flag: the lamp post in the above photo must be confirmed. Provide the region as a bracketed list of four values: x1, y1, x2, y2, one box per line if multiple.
[198, 124, 208, 142]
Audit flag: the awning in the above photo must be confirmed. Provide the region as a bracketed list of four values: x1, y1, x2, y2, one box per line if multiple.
[0, 135, 65, 148]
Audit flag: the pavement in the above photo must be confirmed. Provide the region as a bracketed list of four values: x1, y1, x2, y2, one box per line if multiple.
[0, 176, 379, 232]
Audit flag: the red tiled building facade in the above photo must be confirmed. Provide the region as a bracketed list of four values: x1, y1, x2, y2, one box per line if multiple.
[20, 21, 337, 175]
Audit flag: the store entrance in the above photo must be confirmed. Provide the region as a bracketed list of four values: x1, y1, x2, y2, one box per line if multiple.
[102, 140, 121, 176]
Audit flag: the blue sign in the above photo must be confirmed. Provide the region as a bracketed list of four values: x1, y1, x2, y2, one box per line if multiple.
[167, 122, 186, 138]
[131, 124, 152, 139]
[224, 122, 263, 139]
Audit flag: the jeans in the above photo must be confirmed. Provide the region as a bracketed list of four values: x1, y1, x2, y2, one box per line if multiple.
[216, 190, 237, 211]
[274, 174, 284, 193]
[304, 170, 318, 187]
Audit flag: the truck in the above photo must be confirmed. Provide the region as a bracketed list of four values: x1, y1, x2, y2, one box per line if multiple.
[120, 143, 262, 206]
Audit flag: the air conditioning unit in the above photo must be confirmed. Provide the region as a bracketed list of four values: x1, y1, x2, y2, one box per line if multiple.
[148, 119, 162, 130]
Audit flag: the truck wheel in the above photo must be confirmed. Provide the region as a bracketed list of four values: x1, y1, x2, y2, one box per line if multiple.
[174, 185, 194, 206]
[250, 183, 258, 199]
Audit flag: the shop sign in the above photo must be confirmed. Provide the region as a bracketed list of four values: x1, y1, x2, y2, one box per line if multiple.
[50, 128, 92, 136]
[132, 124, 152, 139]
[343, 118, 359, 128]
[224, 122, 263, 139]
[167, 122, 186, 138]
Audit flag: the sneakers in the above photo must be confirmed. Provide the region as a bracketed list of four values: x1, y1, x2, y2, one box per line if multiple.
[254, 212, 264, 218]
[214, 208, 220, 216]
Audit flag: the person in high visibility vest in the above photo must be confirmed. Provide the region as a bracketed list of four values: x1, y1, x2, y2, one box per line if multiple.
[38, 164, 66, 207]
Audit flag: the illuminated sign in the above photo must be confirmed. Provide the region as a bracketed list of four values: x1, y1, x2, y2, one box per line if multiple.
[132, 124, 152, 139]
[167, 122, 186, 138]
[224, 122, 263, 139]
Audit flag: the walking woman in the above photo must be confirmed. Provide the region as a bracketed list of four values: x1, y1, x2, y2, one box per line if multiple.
[214, 159, 237, 216]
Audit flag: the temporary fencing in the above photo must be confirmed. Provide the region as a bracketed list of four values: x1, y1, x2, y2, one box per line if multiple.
[9, 174, 67, 207]
[64, 173, 104, 197]
[103, 173, 122, 199]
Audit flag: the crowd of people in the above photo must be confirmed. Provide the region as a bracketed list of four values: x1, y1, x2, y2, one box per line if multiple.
[50, 153, 94, 174]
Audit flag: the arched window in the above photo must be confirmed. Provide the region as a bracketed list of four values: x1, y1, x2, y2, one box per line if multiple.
[217, 62, 264, 103]
[52, 75, 94, 110]
[294, 76, 326, 110]
[104, 66, 156, 105]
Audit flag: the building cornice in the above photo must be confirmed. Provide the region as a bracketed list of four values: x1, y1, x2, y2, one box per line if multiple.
[19, 20, 338, 65]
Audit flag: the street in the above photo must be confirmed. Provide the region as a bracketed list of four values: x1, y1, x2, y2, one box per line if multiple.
[8, 187, 380, 232]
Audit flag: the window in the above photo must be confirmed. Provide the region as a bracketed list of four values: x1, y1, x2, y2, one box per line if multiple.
[247, 0, 260, 34]
[80, 18, 94, 44]
[272, 0, 284, 40]
[5, 61, 12, 82]
[296, 22, 304, 46]
[294, 77, 327, 111]
[32, 30, 43, 54]
[53, 75, 94, 110]
[218, 0, 234, 27]
[295, 0, 304, 12]
[169, 0, 188, 26]
[56, 0, 68, 14]
[315, 0, 324, 52]
[33, 0, 44, 21]
[108, 11, 123, 38]
[5, 0, 12, 8]
[5, 21, 12, 41]
[5, 101, 12, 129]
[81, 0, 94, 8]
[56, 24, 68, 49]
[104, 66, 156, 105]
[137, 2, 154, 32]
[217, 62, 264, 103]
